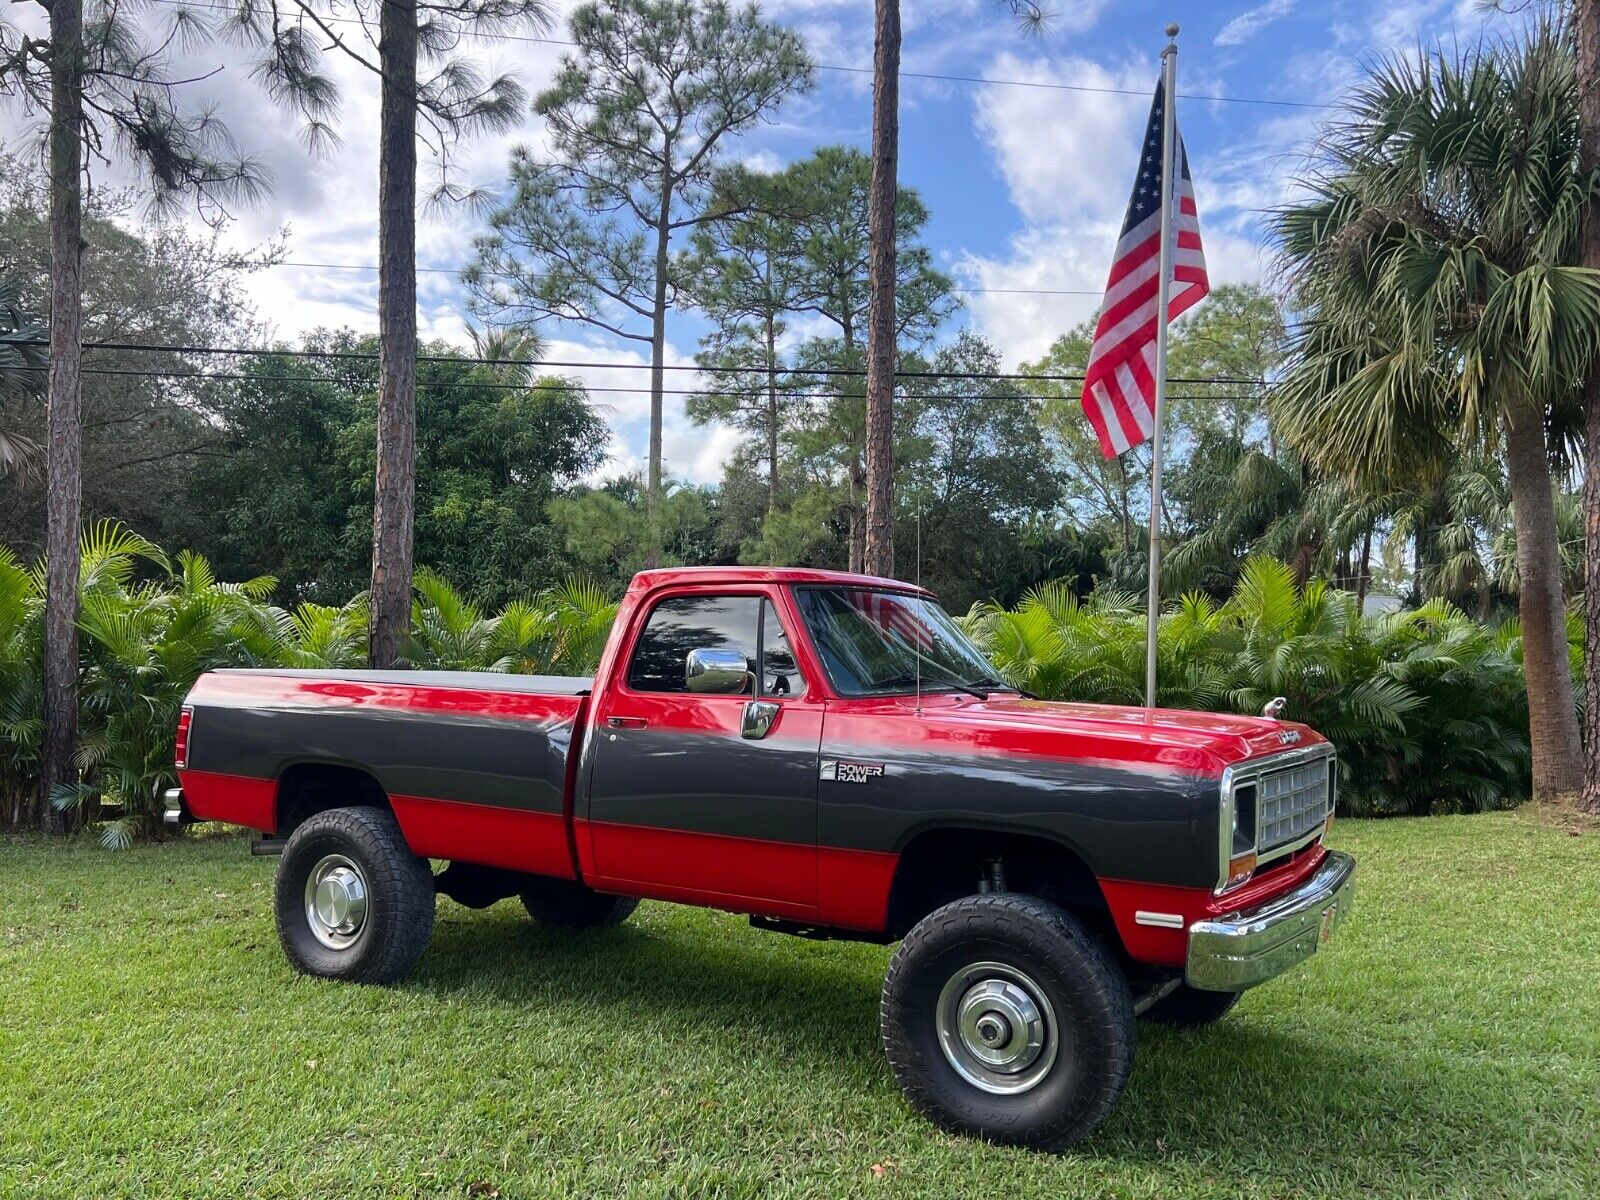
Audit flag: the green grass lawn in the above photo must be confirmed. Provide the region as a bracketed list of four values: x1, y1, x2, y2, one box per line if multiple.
[2, 813, 1597, 1199]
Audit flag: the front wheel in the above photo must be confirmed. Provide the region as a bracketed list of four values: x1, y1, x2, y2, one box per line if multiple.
[274, 806, 436, 984]
[880, 894, 1135, 1150]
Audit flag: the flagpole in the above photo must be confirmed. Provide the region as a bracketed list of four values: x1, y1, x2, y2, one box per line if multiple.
[1144, 23, 1180, 710]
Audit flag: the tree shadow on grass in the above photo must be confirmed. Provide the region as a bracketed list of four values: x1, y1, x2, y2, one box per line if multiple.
[407, 909, 1544, 1192]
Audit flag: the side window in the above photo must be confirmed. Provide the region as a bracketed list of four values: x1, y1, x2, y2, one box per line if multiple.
[627, 595, 760, 694]
[760, 600, 806, 698]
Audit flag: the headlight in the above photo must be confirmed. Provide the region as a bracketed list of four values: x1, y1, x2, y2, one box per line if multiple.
[1218, 777, 1258, 893]
[1232, 782, 1257, 853]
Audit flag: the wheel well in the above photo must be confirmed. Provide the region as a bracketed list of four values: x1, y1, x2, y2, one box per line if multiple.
[274, 763, 389, 837]
[885, 828, 1113, 942]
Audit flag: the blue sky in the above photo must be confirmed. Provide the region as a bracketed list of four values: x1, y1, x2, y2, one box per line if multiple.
[1, 0, 1511, 483]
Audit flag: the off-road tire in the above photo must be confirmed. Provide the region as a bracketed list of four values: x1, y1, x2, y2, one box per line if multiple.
[1141, 983, 1241, 1026]
[519, 876, 639, 929]
[880, 893, 1135, 1150]
[275, 806, 435, 984]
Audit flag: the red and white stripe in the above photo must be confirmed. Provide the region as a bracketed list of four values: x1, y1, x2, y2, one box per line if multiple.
[1080, 176, 1209, 458]
[847, 591, 934, 651]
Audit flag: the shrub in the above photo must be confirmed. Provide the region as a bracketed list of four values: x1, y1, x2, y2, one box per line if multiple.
[0, 535, 1543, 836]
[961, 558, 1538, 816]
[0, 525, 618, 842]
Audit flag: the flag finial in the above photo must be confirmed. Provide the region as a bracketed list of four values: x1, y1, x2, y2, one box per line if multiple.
[1165, 22, 1179, 37]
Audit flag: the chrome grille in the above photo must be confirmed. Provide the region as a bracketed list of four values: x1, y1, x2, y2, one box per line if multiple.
[1257, 756, 1331, 854]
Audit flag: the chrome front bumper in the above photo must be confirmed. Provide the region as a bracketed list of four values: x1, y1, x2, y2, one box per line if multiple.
[1186, 850, 1355, 992]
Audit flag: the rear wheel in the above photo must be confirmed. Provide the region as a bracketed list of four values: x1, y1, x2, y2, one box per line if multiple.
[1141, 983, 1241, 1026]
[880, 893, 1134, 1150]
[275, 806, 435, 984]
[520, 876, 639, 929]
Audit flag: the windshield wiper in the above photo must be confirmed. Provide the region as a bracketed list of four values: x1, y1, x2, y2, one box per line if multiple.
[968, 675, 1040, 700]
[865, 672, 990, 700]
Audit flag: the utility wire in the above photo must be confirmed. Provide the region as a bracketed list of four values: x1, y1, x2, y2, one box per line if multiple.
[17, 337, 1268, 387]
[147, 0, 1332, 110]
[272, 258, 1106, 298]
[16, 362, 1252, 407]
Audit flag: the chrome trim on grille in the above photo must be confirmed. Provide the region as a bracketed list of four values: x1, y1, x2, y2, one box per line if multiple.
[1217, 742, 1335, 892]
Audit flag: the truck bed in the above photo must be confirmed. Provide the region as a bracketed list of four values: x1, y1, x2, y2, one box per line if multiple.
[210, 667, 593, 694]
[179, 668, 592, 879]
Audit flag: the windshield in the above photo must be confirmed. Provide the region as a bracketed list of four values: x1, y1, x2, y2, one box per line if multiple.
[792, 587, 1008, 697]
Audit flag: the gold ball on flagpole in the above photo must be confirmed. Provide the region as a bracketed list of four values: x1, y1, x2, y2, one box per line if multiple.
[1165, 23, 1180, 37]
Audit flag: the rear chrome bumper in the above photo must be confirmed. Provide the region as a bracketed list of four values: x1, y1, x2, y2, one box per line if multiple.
[1186, 850, 1355, 992]
[162, 787, 190, 828]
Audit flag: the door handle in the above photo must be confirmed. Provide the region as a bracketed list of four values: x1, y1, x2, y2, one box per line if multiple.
[742, 700, 780, 740]
[607, 716, 647, 729]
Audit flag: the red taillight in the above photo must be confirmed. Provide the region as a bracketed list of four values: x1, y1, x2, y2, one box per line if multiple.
[174, 708, 192, 770]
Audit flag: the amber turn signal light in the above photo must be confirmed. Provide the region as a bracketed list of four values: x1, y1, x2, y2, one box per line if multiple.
[1224, 851, 1256, 890]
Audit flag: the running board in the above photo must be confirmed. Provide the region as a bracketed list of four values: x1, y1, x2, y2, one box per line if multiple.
[249, 838, 287, 856]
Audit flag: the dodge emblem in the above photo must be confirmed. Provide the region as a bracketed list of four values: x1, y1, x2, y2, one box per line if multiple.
[1279, 729, 1302, 745]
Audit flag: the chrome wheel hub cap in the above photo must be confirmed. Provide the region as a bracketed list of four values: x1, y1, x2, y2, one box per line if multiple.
[936, 962, 1059, 1095]
[304, 854, 369, 950]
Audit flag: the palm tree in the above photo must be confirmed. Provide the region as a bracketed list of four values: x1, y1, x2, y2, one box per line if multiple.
[466, 321, 547, 388]
[1271, 23, 1599, 805]
[1574, 0, 1600, 816]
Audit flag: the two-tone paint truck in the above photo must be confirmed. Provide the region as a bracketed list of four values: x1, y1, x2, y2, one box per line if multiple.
[169, 566, 1354, 1148]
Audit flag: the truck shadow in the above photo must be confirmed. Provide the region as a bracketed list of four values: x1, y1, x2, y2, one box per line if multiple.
[401, 904, 1529, 1189]
[411, 904, 886, 1065]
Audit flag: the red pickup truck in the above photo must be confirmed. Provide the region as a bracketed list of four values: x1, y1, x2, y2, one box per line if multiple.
[170, 566, 1354, 1149]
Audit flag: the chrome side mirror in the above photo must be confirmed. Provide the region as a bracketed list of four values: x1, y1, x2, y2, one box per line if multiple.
[686, 647, 750, 694]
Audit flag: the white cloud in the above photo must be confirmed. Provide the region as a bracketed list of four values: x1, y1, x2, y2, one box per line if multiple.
[957, 224, 1269, 366]
[971, 52, 1152, 227]
[1214, 0, 1296, 47]
[522, 338, 736, 488]
[963, 44, 1274, 366]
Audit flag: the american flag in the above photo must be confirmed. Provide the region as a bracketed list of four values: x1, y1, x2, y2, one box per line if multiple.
[846, 591, 935, 651]
[1080, 78, 1209, 459]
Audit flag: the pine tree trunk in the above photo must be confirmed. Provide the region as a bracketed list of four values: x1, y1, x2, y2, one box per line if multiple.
[645, 192, 672, 569]
[39, 0, 84, 833]
[848, 461, 865, 573]
[862, 0, 899, 579]
[766, 317, 779, 515]
[369, 0, 419, 669]
[1504, 398, 1583, 803]
[1577, 0, 1600, 816]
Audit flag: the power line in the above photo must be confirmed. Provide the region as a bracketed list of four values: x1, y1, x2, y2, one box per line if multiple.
[22, 337, 1268, 387]
[273, 258, 1106, 298]
[148, 0, 1332, 110]
[16, 362, 1252, 407]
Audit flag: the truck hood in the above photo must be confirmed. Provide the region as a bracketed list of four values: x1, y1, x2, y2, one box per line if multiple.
[894, 692, 1321, 773]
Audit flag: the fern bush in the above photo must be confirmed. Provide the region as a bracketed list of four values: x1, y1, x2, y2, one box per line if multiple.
[0, 544, 43, 825]
[0, 525, 619, 842]
[962, 558, 1540, 816]
[0, 533, 1546, 835]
